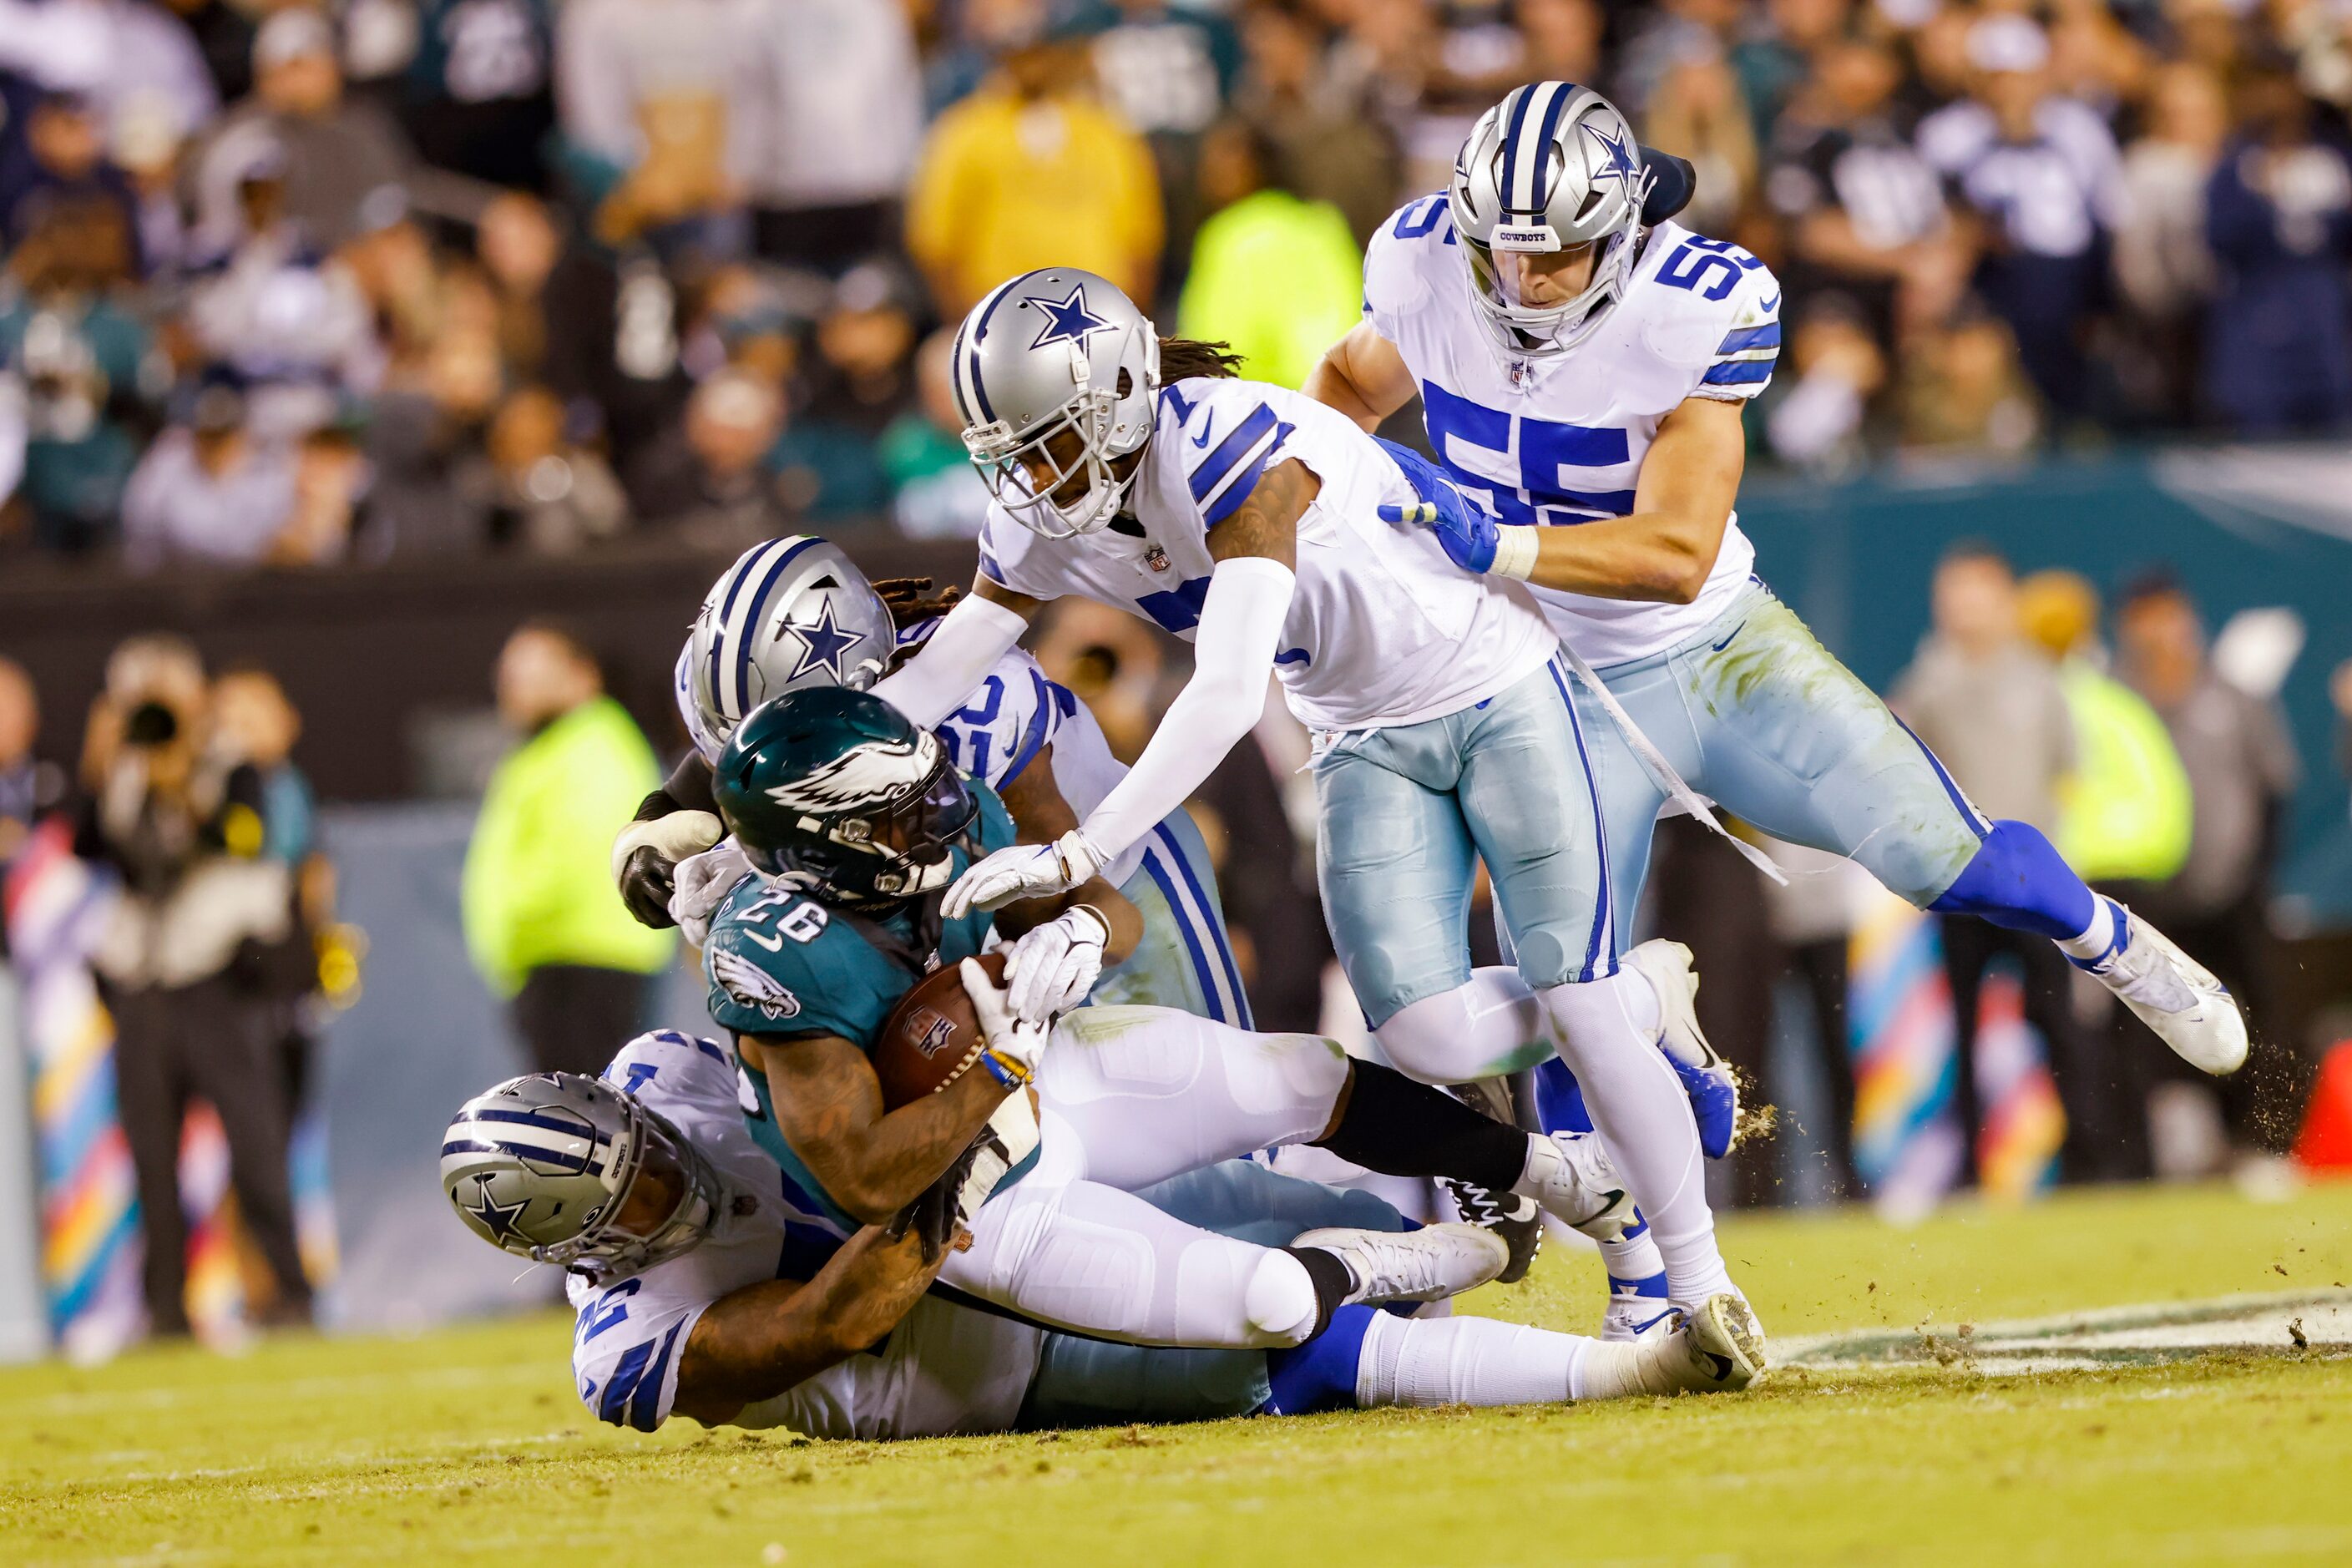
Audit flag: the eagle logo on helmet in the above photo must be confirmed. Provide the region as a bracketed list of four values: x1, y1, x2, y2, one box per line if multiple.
[1024, 282, 1116, 351]
[762, 732, 941, 811]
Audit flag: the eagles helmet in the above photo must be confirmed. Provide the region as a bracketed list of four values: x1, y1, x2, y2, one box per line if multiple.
[681, 535, 897, 763]
[711, 685, 979, 905]
[948, 267, 1160, 539]
[441, 1071, 725, 1280]
[1449, 82, 1656, 357]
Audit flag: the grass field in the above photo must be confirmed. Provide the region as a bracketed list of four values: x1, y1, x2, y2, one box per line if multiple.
[5, 1179, 2349, 1566]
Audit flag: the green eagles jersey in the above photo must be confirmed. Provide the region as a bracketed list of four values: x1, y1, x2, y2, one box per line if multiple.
[703, 781, 1017, 1224]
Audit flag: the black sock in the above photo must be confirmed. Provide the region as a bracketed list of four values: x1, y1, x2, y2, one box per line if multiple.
[1314, 1061, 1529, 1192]
[1281, 1244, 1357, 1341]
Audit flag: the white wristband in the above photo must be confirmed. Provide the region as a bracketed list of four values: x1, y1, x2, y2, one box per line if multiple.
[1490, 525, 1540, 581]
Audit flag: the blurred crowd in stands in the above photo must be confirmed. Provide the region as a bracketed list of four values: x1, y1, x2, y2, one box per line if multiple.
[12, 0, 2352, 568]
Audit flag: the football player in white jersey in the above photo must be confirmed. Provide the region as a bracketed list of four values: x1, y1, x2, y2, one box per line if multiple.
[609, 535, 1252, 1028]
[439, 1035, 1760, 1441]
[861, 266, 1758, 1336]
[1308, 83, 2247, 1167]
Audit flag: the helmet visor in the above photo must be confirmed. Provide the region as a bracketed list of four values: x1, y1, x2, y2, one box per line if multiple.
[742, 747, 980, 900]
[545, 1099, 717, 1273]
[1464, 231, 1625, 350]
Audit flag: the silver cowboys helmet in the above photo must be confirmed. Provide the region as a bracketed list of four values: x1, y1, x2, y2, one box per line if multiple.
[680, 534, 897, 764]
[948, 267, 1160, 539]
[1449, 82, 1655, 358]
[441, 1070, 726, 1281]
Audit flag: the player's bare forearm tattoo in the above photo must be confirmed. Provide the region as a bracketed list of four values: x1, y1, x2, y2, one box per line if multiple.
[751, 1033, 1004, 1222]
[1206, 457, 1317, 569]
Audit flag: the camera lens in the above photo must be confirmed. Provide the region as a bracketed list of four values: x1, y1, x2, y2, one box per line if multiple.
[124, 701, 180, 746]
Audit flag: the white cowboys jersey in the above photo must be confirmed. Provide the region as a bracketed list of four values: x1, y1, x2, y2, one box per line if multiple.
[1363, 202, 1781, 669]
[568, 1029, 1042, 1439]
[978, 377, 1559, 732]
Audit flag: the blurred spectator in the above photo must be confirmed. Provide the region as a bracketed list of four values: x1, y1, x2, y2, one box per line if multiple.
[1763, 298, 1885, 471]
[1175, 119, 1361, 390]
[881, 326, 992, 539]
[1727, 0, 1843, 147]
[626, 368, 795, 544]
[160, 0, 260, 106]
[1758, 835, 1864, 1201]
[0, 87, 144, 270]
[403, 0, 559, 191]
[2336, 660, 2352, 807]
[907, 16, 1161, 315]
[0, 658, 67, 918]
[2202, 62, 2352, 435]
[1918, 15, 2121, 420]
[555, 0, 756, 257]
[1642, 37, 1757, 237]
[468, 383, 630, 554]
[182, 142, 382, 440]
[2016, 569, 2190, 888]
[1893, 543, 2109, 1184]
[1231, 0, 1399, 245]
[743, 0, 923, 272]
[1764, 32, 1969, 352]
[1085, 0, 1241, 295]
[120, 379, 299, 570]
[76, 635, 312, 1334]
[462, 620, 673, 1077]
[190, 9, 424, 252]
[1896, 307, 2041, 454]
[0, 202, 155, 554]
[2112, 63, 2227, 424]
[2116, 573, 2306, 1160]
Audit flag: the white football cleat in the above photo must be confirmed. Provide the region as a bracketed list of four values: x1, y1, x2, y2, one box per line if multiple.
[1600, 1275, 1677, 1343]
[1516, 1130, 1638, 1242]
[1573, 1292, 1768, 1399]
[1293, 1222, 1510, 1306]
[2075, 901, 2248, 1075]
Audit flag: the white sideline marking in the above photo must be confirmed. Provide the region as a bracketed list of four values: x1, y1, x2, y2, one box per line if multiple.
[1782, 1287, 2352, 1375]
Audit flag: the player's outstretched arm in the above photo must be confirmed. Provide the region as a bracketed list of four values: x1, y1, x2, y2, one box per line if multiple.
[669, 1222, 946, 1428]
[944, 462, 1315, 914]
[741, 1030, 1008, 1225]
[990, 742, 1144, 959]
[1304, 321, 1419, 432]
[868, 576, 1042, 732]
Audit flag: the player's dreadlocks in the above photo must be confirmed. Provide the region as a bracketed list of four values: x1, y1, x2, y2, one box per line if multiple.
[1156, 337, 1245, 382]
[873, 577, 964, 633]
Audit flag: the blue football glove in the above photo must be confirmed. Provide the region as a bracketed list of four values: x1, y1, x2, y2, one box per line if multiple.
[1373, 437, 1500, 574]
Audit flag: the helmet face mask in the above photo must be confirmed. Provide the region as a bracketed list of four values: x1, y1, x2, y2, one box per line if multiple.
[715, 687, 983, 908]
[442, 1073, 726, 1282]
[1450, 83, 1655, 360]
[949, 269, 1159, 541]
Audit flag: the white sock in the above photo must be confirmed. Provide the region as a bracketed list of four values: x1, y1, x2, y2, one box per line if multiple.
[1536, 969, 1733, 1306]
[1596, 1222, 1667, 1284]
[2057, 898, 2121, 963]
[1356, 1308, 1586, 1409]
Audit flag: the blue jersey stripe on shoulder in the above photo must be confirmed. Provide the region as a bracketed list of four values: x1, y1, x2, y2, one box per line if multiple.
[1200, 426, 1292, 528]
[1717, 323, 1782, 355]
[599, 1338, 657, 1425]
[628, 1323, 685, 1433]
[977, 542, 1005, 583]
[1189, 403, 1279, 501]
[1702, 357, 1775, 387]
[999, 668, 1056, 787]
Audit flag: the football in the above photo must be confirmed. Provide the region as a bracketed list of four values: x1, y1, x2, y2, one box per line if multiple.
[872, 952, 1007, 1109]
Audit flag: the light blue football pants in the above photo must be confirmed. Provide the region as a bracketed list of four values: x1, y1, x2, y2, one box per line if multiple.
[1312, 653, 1616, 1031]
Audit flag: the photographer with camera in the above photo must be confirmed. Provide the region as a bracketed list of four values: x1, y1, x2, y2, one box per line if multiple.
[75, 635, 313, 1337]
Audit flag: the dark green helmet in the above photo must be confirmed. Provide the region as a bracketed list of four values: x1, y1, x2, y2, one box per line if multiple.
[711, 687, 979, 906]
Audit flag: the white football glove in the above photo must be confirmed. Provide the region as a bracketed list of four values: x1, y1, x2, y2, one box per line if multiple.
[958, 955, 1052, 1080]
[668, 837, 758, 947]
[1003, 904, 1110, 1028]
[953, 1086, 1042, 1230]
[943, 829, 1108, 917]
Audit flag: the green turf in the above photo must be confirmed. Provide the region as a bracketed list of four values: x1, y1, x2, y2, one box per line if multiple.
[6, 1180, 2350, 1566]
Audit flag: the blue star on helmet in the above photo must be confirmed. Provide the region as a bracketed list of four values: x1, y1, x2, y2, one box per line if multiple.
[1024, 282, 1115, 351]
[781, 598, 867, 683]
[1584, 119, 1639, 186]
[466, 1183, 530, 1244]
